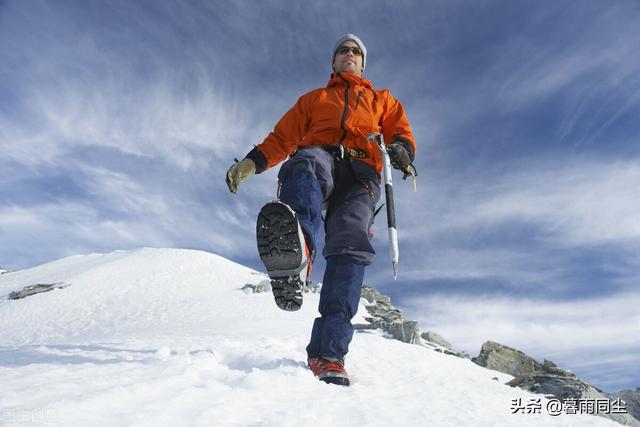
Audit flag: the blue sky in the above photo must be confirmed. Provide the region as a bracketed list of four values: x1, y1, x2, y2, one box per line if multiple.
[1, 0, 639, 392]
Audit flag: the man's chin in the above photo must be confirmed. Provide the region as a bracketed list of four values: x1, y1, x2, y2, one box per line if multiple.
[337, 66, 359, 75]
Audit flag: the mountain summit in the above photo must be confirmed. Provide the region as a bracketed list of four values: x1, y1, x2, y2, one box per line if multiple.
[0, 248, 619, 426]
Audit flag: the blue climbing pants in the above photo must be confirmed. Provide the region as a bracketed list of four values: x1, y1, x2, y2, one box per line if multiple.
[276, 147, 380, 361]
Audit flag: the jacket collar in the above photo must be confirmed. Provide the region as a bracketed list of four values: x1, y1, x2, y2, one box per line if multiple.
[327, 72, 373, 89]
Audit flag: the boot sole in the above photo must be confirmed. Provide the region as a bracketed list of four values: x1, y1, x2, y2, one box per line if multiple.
[256, 201, 306, 311]
[320, 376, 350, 386]
[270, 276, 304, 311]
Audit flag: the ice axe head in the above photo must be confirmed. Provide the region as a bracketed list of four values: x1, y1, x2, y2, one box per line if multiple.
[366, 133, 383, 146]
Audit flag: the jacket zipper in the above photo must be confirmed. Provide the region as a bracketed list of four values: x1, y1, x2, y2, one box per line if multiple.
[355, 91, 362, 110]
[337, 73, 350, 145]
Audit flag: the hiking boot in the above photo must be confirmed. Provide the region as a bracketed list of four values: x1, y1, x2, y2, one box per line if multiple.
[307, 357, 350, 386]
[257, 201, 313, 311]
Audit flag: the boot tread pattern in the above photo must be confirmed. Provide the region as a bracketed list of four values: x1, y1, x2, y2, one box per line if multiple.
[256, 202, 305, 311]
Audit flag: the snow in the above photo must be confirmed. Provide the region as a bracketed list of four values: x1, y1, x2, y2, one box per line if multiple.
[0, 248, 619, 426]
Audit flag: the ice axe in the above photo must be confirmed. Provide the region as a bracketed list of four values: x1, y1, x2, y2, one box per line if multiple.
[367, 133, 399, 279]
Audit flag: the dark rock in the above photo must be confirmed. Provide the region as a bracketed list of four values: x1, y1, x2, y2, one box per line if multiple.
[360, 285, 421, 344]
[242, 279, 316, 295]
[388, 320, 421, 344]
[241, 283, 269, 294]
[421, 331, 452, 351]
[472, 341, 543, 377]
[474, 340, 640, 426]
[611, 388, 640, 421]
[9, 283, 70, 300]
[359, 285, 470, 359]
[507, 369, 587, 400]
[509, 369, 639, 426]
[353, 323, 377, 330]
[361, 285, 391, 305]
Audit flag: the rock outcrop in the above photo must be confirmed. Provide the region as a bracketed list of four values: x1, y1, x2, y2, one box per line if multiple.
[473, 340, 640, 426]
[507, 359, 600, 399]
[509, 364, 639, 426]
[357, 285, 470, 358]
[611, 388, 640, 421]
[421, 331, 452, 350]
[420, 331, 470, 358]
[472, 341, 543, 377]
[359, 285, 422, 344]
[241, 280, 270, 294]
[8, 283, 70, 300]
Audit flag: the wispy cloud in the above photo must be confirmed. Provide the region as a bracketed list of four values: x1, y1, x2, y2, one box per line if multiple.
[0, 1, 292, 267]
[402, 291, 640, 392]
[371, 157, 640, 294]
[471, 160, 640, 246]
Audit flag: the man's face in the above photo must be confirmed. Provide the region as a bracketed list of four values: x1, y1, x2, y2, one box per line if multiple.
[332, 40, 363, 76]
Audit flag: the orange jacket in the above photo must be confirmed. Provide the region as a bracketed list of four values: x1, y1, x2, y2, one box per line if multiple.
[246, 72, 416, 176]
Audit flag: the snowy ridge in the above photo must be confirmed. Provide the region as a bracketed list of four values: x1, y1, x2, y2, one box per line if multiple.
[0, 248, 618, 426]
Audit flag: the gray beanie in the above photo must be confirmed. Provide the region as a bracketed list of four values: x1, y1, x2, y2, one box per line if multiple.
[333, 33, 367, 72]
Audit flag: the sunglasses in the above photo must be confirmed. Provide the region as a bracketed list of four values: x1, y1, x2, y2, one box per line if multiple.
[336, 46, 363, 56]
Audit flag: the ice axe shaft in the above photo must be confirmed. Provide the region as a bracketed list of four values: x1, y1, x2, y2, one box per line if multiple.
[367, 133, 399, 279]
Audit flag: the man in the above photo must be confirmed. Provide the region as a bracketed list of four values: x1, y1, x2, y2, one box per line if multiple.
[226, 34, 416, 386]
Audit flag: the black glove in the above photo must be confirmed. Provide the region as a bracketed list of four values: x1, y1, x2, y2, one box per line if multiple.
[386, 143, 411, 171]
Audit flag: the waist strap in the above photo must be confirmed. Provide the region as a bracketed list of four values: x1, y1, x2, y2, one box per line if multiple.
[322, 144, 349, 161]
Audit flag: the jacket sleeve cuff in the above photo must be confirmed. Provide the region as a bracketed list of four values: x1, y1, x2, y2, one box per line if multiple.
[392, 135, 415, 163]
[245, 146, 268, 174]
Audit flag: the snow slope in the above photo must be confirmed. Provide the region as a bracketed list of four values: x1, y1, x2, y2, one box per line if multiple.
[0, 248, 619, 427]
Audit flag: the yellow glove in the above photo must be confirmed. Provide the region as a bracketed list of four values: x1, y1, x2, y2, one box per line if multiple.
[226, 158, 256, 193]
